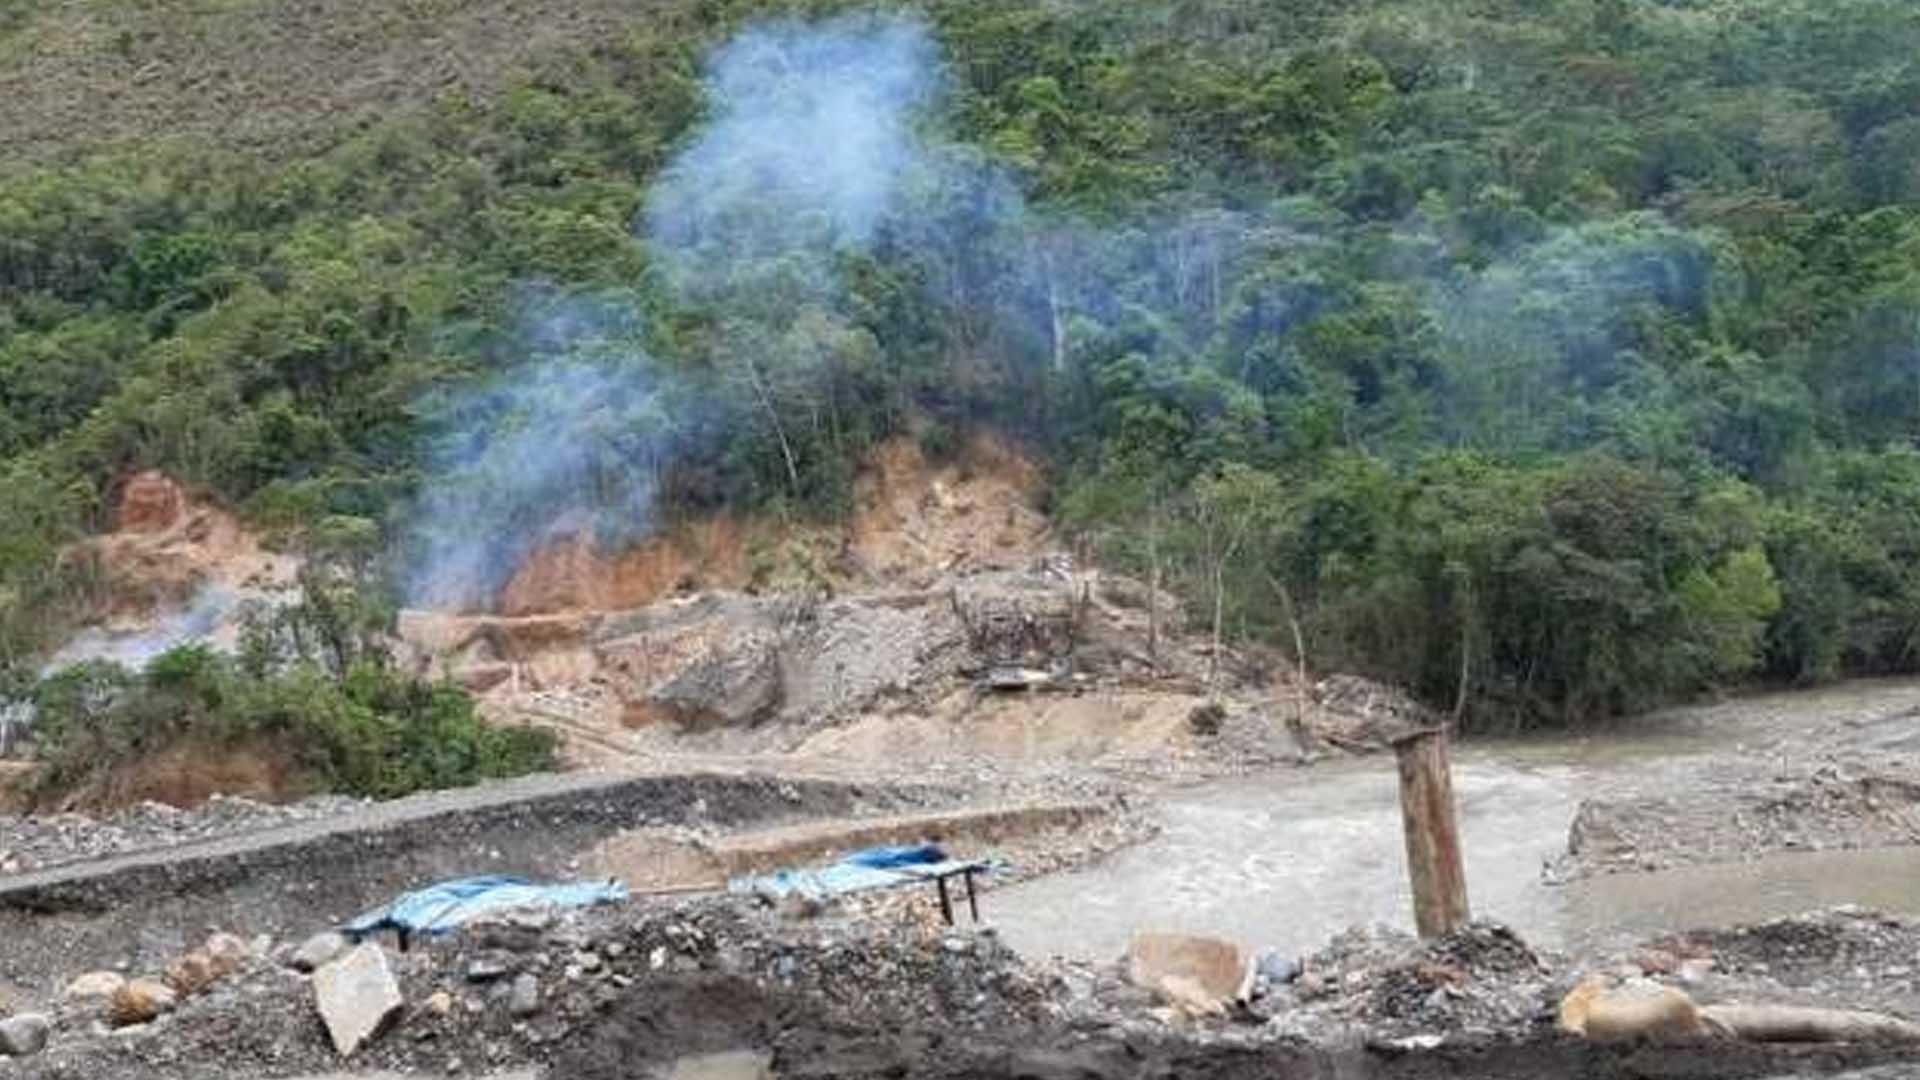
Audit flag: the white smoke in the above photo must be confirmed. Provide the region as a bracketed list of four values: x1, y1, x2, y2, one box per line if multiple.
[40, 586, 235, 676]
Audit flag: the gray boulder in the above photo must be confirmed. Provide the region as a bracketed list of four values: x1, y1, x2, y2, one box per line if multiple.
[312, 944, 403, 1056]
[0, 1013, 49, 1057]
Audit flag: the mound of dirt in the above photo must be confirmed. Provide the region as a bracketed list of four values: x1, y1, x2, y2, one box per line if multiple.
[1260, 921, 1553, 1041]
[408, 554, 1304, 776]
[48, 471, 299, 671]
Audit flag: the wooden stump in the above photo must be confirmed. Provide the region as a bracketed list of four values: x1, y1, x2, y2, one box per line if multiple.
[1392, 728, 1470, 938]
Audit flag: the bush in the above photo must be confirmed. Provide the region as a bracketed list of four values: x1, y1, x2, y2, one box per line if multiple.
[29, 646, 556, 804]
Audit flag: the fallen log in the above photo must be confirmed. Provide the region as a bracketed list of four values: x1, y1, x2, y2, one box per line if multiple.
[1700, 1004, 1920, 1044]
[1560, 974, 1920, 1045]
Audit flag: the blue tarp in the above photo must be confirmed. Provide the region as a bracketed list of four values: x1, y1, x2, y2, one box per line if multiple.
[729, 843, 987, 902]
[343, 875, 628, 940]
[843, 843, 947, 870]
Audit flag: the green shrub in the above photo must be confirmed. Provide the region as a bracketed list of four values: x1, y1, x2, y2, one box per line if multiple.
[28, 646, 556, 804]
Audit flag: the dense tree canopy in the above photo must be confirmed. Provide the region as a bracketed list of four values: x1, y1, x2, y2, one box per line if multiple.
[8, 0, 1920, 728]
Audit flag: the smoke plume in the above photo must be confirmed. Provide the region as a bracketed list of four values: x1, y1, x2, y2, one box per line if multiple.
[644, 14, 945, 304]
[40, 586, 235, 675]
[405, 16, 955, 608]
[400, 11, 1702, 610]
[404, 291, 700, 609]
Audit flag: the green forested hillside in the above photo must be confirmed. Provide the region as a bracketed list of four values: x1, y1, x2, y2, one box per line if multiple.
[8, 0, 1920, 730]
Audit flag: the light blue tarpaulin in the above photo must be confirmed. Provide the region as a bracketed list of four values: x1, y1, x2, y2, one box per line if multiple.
[729, 844, 988, 902]
[843, 843, 946, 870]
[343, 875, 628, 940]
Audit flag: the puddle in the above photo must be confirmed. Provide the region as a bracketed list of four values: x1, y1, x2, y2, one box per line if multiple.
[662, 1051, 774, 1080]
[988, 685, 1920, 963]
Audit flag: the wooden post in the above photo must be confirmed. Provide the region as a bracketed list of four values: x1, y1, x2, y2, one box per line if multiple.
[1392, 728, 1470, 938]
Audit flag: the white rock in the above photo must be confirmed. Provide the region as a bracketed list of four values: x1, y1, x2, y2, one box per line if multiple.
[292, 931, 350, 973]
[508, 973, 540, 1018]
[64, 971, 126, 1001]
[0, 1014, 49, 1057]
[312, 944, 403, 1056]
[204, 931, 251, 976]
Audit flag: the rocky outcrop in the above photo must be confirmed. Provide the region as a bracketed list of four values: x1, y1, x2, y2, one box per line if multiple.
[643, 640, 784, 730]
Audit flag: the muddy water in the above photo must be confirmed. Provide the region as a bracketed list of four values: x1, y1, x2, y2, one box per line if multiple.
[989, 680, 1920, 963]
[663, 1052, 774, 1080]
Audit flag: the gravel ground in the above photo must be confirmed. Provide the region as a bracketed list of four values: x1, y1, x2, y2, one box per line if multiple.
[0, 794, 369, 876]
[1554, 686, 1920, 881]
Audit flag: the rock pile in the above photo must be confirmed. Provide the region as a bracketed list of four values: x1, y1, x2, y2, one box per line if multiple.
[13, 904, 1920, 1078]
[1258, 921, 1554, 1044]
[1, 897, 1062, 1079]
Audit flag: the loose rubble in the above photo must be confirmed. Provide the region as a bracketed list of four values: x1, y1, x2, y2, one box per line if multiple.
[2, 897, 1920, 1078]
[1253, 920, 1552, 1045]
[1563, 755, 1920, 880]
[0, 793, 368, 875]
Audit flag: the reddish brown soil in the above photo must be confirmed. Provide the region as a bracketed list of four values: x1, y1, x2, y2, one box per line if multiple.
[497, 516, 755, 618]
[59, 740, 305, 812]
[70, 471, 297, 623]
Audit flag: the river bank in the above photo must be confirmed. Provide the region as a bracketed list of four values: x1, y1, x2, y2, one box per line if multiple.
[989, 677, 1920, 965]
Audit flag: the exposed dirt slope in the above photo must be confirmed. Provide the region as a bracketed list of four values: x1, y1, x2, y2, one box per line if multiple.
[61, 470, 298, 640]
[489, 432, 1052, 618]
[394, 433, 1293, 775]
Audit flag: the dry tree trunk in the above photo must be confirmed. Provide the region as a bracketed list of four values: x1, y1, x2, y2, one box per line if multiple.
[742, 354, 800, 497]
[1266, 571, 1312, 754]
[1145, 506, 1162, 674]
